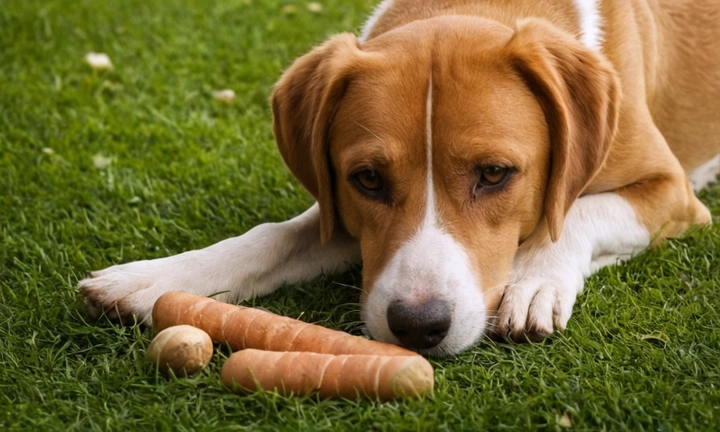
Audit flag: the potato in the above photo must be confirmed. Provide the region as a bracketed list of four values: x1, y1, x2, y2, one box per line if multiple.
[147, 325, 213, 376]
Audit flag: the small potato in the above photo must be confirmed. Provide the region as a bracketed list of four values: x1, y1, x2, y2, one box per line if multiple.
[147, 325, 213, 376]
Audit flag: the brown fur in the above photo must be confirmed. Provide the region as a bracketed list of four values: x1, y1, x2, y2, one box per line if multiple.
[271, 0, 718, 318]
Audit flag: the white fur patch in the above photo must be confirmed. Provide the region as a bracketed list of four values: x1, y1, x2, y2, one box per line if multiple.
[498, 192, 650, 337]
[688, 154, 720, 192]
[424, 71, 436, 225]
[359, 0, 394, 42]
[363, 222, 487, 355]
[572, 0, 604, 51]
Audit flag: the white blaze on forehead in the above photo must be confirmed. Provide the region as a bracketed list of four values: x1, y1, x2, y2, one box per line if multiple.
[573, 0, 604, 51]
[361, 71, 488, 355]
[424, 71, 436, 226]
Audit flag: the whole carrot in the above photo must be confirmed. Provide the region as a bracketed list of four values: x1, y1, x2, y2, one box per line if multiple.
[152, 291, 415, 357]
[221, 349, 434, 400]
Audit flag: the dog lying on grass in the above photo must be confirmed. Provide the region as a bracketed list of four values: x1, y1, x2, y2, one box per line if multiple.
[80, 0, 720, 356]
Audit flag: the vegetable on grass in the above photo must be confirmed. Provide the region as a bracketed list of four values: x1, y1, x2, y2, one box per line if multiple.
[152, 291, 415, 356]
[152, 291, 435, 399]
[221, 349, 434, 400]
[146, 324, 213, 376]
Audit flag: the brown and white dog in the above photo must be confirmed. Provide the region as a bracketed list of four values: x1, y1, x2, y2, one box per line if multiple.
[79, 0, 720, 356]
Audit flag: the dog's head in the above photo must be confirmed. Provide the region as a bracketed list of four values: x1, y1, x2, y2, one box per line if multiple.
[272, 16, 619, 355]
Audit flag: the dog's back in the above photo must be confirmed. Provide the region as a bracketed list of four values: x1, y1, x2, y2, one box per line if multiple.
[649, 0, 720, 172]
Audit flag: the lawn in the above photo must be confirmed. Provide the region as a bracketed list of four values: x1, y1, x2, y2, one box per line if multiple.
[1, 0, 719, 430]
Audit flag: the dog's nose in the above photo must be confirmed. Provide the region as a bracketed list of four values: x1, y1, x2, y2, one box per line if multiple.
[386, 298, 451, 350]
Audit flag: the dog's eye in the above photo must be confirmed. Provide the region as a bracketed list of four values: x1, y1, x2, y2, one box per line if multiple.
[474, 166, 511, 196]
[480, 166, 508, 186]
[352, 169, 384, 193]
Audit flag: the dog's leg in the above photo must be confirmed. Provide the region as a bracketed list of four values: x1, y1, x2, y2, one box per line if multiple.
[78, 203, 361, 325]
[496, 177, 710, 341]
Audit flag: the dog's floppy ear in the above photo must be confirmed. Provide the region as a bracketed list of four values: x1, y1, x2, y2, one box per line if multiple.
[271, 33, 362, 244]
[506, 19, 621, 242]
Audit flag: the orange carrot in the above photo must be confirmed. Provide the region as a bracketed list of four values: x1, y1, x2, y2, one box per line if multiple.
[221, 349, 434, 400]
[152, 291, 416, 357]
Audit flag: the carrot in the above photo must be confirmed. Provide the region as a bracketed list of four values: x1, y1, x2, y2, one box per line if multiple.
[221, 349, 434, 400]
[152, 291, 416, 357]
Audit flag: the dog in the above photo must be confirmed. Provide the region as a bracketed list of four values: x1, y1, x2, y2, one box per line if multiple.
[79, 0, 720, 356]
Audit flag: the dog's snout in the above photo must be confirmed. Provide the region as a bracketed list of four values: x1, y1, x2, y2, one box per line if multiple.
[386, 298, 451, 350]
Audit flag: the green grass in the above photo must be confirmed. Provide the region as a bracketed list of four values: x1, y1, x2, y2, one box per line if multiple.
[1, 0, 719, 430]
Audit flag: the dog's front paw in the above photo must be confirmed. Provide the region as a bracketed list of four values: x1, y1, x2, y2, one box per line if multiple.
[495, 275, 581, 342]
[78, 257, 183, 326]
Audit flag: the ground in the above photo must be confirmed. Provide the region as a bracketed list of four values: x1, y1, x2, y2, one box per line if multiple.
[1, 0, 719, 430]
